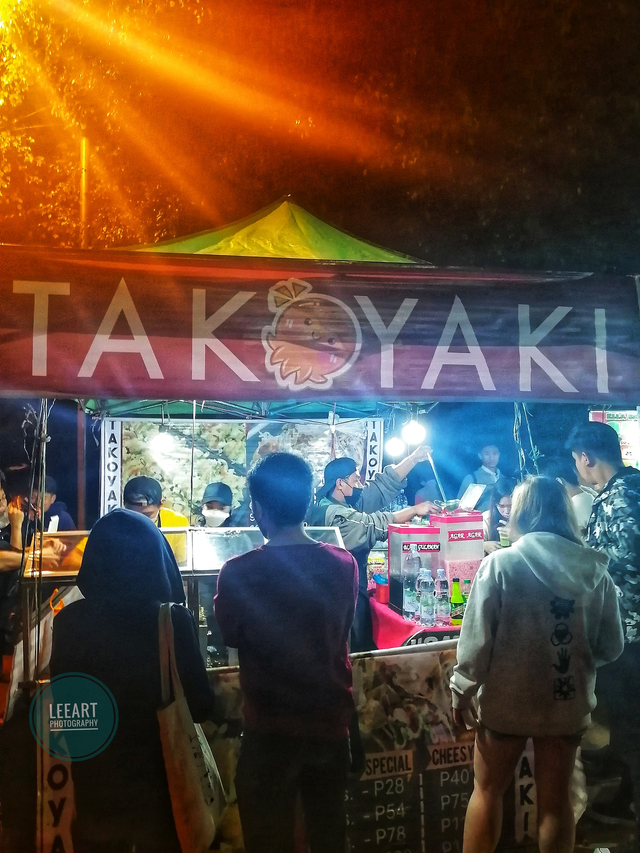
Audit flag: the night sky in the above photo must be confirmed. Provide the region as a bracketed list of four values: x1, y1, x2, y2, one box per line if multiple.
[2, 0, 640, 272]
[1, 0, 636, 520]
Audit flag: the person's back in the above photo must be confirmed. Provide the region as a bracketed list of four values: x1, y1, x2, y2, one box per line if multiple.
[454, 530, 622, 736]
[49, 510, 213, 852]
[216, 542, 356, 737]
[214, 452, 357, 853]
[450, 476, 623, 853]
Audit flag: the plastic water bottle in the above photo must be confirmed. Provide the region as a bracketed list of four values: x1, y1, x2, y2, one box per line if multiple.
[435, 568, 451, 626]
[419, 573, 436, 627]
[402, 544, 421, 620]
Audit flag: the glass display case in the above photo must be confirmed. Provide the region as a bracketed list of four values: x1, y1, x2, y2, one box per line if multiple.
[19, 525, 345, 669]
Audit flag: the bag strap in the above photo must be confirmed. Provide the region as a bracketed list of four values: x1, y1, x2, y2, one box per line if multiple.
[158, 602, 185, 705]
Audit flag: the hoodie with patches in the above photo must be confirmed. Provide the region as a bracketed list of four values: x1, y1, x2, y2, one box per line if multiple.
[450, 532, 624, 737]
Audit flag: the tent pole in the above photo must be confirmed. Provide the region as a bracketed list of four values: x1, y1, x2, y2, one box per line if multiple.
[77, 402, 86, 529]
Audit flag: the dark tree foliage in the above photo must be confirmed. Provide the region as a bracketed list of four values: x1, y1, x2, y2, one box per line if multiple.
[1, 0, 639, 272]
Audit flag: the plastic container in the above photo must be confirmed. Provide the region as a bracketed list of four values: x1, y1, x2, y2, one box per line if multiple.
[373, 573, 390, 604]
[430, 511, 483, 589]
[387, 523, 440, 615]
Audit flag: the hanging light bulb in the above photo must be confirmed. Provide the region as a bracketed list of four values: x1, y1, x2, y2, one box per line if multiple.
[385, 436, 406, 458]
[402, 420, 427, 445]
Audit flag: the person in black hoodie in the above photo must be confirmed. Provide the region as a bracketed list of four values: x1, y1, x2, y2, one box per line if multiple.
[50, 509, 214, 853]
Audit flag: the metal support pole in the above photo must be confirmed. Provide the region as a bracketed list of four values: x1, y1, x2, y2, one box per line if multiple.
[426, 450, 448, 503]
[80, 137, 88, 249]
[77, 402, 86, 529]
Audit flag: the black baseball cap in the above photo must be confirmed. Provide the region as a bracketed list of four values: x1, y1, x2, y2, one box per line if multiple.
[315, 457, 358, 501]
[202, 482, 233, 506]
[123, 476, 162, 507]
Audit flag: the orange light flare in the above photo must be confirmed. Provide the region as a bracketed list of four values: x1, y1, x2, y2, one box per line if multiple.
[16, 45, 146, 238]
[48, 48, 223, 222]
[44, 0, 408, 167]
[14, 34, 219, 231]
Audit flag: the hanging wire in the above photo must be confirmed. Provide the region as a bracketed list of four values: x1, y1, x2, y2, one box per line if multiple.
[513, 402, 541, 479]
[522, 405, 542, 474]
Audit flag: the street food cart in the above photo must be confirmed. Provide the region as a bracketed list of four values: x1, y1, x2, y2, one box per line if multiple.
[2, 208, 640, 851]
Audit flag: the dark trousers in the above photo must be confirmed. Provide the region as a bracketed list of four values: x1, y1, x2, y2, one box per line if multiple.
[235, 732, 350, 853]
[597, 641, 640, 840]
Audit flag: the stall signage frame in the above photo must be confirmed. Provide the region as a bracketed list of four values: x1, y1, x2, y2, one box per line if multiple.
[2, 246, 640, 402]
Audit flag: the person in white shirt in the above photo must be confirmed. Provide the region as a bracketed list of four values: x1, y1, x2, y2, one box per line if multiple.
[538, 457, 594, 535]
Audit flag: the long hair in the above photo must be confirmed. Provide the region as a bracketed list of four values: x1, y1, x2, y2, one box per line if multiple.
[487, 478, 515, 541]
[510, 476, 582, 544]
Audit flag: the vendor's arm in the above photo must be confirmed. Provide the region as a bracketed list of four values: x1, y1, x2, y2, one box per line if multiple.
[449, 558, 501, 710]
[359, 445, 432, 513]
[392, 500, 439, 524]
[325, 504, 396, 552]
[391, 445, 432, 483]
[326, 500, 437, 552]
[8, 500, 25, 551]
[0, 550, 22, 571]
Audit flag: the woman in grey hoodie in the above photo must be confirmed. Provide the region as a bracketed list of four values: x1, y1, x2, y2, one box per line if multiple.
[450, 476, 624, 853]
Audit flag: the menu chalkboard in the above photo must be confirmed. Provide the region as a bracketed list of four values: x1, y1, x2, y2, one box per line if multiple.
[346, 742, 475, 853]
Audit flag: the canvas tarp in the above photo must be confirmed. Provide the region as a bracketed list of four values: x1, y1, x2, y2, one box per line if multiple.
[129, 199, 420, 263]
[1, 245, 638, 404]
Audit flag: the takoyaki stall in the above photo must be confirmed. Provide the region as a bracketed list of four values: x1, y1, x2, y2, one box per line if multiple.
[1, 234, 639, 853]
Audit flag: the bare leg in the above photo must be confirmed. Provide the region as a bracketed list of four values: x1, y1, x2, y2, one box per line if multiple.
[463, 727, 527, 853]
[533, 736, 578, 853]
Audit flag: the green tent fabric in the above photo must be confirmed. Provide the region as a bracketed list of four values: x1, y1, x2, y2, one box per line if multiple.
[130, 198, 419, 263]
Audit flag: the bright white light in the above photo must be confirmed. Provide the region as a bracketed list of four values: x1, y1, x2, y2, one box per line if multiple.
[385, 437, 406, 458]
[402, 420, 427, 445]
[150, 431, 175, 455]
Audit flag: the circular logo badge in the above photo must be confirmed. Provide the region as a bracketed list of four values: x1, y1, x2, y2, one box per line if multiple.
[30, 673, 118, 762]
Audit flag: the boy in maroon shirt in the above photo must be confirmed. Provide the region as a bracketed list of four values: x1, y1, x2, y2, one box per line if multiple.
[214, 452, 358, 853]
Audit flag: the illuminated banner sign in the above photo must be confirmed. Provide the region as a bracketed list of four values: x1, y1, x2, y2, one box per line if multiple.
[1, 246, 639, 402]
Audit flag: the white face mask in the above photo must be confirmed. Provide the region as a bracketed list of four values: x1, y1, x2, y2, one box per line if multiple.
[202, 507, 230, 527]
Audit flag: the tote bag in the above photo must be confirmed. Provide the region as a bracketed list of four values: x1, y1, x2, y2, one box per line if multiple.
[157, 602, 225, 853]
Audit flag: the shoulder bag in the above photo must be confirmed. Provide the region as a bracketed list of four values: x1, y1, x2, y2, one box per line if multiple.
[157, 602, 225, 853]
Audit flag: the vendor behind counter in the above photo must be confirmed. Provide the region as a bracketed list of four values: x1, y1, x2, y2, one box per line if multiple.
[308, 447, 437, 652]
[123, 476, 188, 565]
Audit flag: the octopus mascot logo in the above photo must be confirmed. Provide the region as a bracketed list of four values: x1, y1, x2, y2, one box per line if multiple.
[262, 279, 362, 391]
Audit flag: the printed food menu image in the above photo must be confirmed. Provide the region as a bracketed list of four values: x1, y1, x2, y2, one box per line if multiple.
[208, 648, 535, 852]
[348, 649, 475, 853]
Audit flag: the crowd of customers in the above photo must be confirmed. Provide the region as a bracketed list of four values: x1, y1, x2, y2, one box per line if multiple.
[0, 418, 638, 853]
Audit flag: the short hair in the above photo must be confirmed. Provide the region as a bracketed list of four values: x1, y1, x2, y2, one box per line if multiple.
[566, 422, 622, 467]
[510, 476, 581, 544]
[538, 456, 579, 487]
[479, 442, 499, 452]
[248, 452, 312, 527]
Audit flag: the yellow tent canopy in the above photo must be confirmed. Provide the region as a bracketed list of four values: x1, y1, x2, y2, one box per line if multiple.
[130, 198, 420, 263]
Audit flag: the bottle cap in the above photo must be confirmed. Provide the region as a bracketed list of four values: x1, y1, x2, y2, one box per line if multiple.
[452, 577, 460, 583]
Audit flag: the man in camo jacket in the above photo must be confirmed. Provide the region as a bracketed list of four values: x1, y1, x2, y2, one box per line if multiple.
[568, 422, 640, 845]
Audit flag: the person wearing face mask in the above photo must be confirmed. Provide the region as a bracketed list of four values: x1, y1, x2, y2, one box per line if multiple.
[308, 448, 438, 652]
[200, 482, 234, 528]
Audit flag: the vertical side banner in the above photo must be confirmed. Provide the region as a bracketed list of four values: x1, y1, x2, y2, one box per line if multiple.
[100, 419, 122, 516]
[365, 419, 384, 481]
